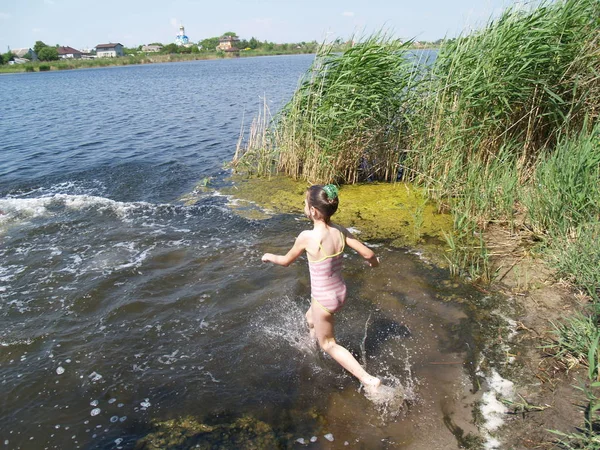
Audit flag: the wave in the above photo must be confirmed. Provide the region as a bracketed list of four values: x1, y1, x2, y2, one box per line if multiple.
[0, 193, 155, 226]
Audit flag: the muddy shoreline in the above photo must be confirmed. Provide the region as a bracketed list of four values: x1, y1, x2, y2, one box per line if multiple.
[481, 221, 587, 449]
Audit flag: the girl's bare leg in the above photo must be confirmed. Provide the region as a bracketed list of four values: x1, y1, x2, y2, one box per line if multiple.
[311, 300, 380, 390]
[305, 307, 316, 340]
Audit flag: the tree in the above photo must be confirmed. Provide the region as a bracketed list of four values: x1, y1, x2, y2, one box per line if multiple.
[34, 40, 48, 54]
[162, 43, 178, 54]
[123, 47, 138, 55]
[37, 46, 59, 61]
[0, 52, 12, 64]
[199, 37, 219, 51]
[223, 31, 237, 37]
[249, 37, 259, 49]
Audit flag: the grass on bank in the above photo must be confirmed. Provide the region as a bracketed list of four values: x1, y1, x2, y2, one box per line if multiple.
[544, 308, 600, 449]
[0, 51, 298, 73]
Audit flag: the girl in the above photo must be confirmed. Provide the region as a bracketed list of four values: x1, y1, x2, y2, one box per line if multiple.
[261, 184, 381, 392]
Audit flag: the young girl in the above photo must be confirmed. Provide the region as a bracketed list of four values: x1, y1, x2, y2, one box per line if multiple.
[261, 184, 381, 392]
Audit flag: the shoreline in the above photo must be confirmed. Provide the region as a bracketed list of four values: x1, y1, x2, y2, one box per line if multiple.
[0, 47, 439, 74]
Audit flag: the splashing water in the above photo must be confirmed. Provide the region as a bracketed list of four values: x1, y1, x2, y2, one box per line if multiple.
[358, 311, 421, 420]
[255, 296, 316, 355]
[364, 376, 406, 419]
[255, 294, 419, 422]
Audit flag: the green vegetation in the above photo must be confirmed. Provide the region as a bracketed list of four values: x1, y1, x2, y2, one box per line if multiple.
[0, 53, 219, 73]
[37, 46, 59, 61]
[545, 309, 600, 448]
[232, 0, 599, 286]
[231, 1, 599, 445]
[216, 175, 452, 248]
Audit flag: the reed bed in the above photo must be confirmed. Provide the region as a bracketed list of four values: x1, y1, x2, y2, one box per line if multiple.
[233, 34, 420, 183]
[232, 0, 599, 289]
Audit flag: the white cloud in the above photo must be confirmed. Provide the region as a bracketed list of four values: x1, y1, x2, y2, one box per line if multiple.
[44, 0, 55, 5]
[170, 18, 178, 28]
[342, 11, 355, 17]
[32, 28, 44, 33]
[0, 12, 11, 19]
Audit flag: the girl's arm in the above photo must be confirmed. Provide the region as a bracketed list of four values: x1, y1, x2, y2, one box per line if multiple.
[342, 228, 379, 267]
[261, 232, 308, 267]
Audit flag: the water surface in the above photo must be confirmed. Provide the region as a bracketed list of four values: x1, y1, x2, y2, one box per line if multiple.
[0, 54, 506, 449]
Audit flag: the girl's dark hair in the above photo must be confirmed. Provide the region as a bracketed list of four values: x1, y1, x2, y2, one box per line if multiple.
[307, 185, 338, 222]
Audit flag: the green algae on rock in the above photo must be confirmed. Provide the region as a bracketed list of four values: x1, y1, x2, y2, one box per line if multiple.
[135, 415, 279, 450]
[221, 175, 453, 247]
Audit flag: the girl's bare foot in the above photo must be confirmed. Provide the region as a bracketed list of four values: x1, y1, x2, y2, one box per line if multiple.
[362, 376, 381, 393]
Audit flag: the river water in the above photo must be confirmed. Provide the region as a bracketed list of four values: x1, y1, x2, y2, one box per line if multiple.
[0, 54, 511, 449]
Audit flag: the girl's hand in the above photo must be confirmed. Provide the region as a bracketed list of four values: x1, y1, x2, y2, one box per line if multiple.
[261, 253, 273, 263]
[367, 256, 379, 267]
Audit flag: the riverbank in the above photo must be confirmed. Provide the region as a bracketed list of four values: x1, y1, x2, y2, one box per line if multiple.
[0, 44, 440, 74]
[482, 218, 591, 449]
[0, 52, 249, 73]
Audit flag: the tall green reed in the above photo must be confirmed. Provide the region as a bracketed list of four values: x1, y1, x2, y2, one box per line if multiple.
[231, 0, 600, 291]
[233, 33, 422, 183]
[524, 125, 600, 299]
[405, 0, 599, 191]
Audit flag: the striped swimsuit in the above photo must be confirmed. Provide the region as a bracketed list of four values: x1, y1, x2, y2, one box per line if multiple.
[308, 230, 347, 314]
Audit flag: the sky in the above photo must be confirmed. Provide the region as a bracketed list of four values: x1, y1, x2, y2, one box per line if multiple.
[0, 0, 517, 52]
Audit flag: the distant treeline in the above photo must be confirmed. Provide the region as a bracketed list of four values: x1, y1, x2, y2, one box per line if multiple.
[0, 31, 444, 67]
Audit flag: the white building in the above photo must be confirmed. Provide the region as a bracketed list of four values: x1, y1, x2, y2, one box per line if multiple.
[142, 45, 162, 52]
[95, 43, 124, 58]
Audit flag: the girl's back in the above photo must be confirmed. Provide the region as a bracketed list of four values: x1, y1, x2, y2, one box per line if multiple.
[305, 224, 344, 262]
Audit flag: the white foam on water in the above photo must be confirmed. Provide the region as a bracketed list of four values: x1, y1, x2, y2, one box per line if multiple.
[0, 338, 34, 347]
[477, 369, 514, 449]
[0, 193, 162, 227]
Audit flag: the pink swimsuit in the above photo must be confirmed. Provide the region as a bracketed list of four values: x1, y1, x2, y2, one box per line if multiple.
[308, 231, 347, 314]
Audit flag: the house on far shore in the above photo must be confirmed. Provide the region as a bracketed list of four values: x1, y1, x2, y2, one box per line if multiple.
[142, 44, 162, 53]
[57, 46, 83, 59]
[217, 35, 239, 52]
[95, 43, 124, 57]
[11, 48, 38, 61]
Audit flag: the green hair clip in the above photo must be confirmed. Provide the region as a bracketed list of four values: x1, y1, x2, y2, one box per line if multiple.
[323, 184, 339, 200]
